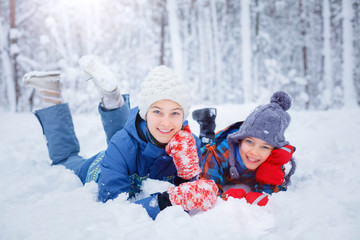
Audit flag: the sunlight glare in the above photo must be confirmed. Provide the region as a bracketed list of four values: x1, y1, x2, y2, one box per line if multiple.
[60, 0, 100, 8]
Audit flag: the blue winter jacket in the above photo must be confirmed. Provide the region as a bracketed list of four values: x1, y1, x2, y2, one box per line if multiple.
[97, 107, 202, 202]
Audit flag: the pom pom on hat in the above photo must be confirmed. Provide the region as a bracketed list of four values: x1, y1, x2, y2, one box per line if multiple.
[270, 91, 292, 111]
[139, 66, 191, 120]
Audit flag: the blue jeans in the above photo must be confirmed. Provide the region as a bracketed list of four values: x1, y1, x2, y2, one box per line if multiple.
[34, 98, 130, 183]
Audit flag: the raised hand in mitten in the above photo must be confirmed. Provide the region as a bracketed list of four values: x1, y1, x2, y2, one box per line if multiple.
[166, 125, 201, 180]
[256, 144, 295, 185]
[168, 179, 218, 211]
[221, 188, 269, 206]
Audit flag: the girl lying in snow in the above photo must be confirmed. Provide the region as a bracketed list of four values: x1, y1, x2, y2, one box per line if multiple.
[23, 58, 218, 220]
[24, 55, 296, 220]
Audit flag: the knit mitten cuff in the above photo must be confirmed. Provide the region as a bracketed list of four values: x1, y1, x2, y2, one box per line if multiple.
[157, 192, 172, 211]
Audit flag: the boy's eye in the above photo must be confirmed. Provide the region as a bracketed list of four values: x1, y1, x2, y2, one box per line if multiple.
[262, 145, 274, 151]
[153, 110, 161, 114]
[171, 112, 180, 116]
[246, 139, 253, 144]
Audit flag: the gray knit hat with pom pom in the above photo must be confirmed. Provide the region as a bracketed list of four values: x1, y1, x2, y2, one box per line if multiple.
[227, 91, 292, 178]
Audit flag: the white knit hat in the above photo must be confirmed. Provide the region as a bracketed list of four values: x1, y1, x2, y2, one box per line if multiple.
[139, 65, 191, 120]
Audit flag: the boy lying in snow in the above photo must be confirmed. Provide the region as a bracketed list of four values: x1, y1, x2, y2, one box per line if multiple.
[199, 91, 296, 205]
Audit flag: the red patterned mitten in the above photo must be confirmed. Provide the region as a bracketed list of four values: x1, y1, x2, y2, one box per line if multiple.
[222, 188, 269, 206]
[168, 179, 218, 211]
[256, 144, 295, 185]
[166, 125, 201, 179]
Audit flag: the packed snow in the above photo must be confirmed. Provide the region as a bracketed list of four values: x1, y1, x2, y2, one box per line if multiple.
[1, 104, 359, 240]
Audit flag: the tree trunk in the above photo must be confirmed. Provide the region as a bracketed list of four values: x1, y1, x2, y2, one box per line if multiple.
[323, 0, 333, 108]
[342, 0, 357, 108]
[10, 0, 19, 111]
[159, 0, 166, 65]
[210, 0, 221, 103]
[167, 0, 183, 77]
[299, 0, 309, 109]
[241, 0, 252, 103]
[0, 1, 16, 112]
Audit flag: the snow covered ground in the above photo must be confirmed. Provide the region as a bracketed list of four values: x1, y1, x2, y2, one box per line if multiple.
[1, 104, 359, 240]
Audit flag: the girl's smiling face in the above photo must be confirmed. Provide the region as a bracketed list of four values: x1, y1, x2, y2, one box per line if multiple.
[240, 137, 274, 170]
[146, 99, 184, 144]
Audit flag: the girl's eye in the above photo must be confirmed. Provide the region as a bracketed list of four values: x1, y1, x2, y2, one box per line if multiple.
[153, 110, 161, 114]
[171, 112, 180, 116]
[246, 139, 253, 144]
[262, 146, 270, 150]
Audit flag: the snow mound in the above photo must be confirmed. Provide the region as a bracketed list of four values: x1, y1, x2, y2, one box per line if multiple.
[1, 106, 359, 240]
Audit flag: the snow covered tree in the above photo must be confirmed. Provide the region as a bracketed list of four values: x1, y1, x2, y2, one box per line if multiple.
[328, 0, 344, 107]
[0, 0, 359, 112]
[342, 0, 357, 108]
[353, 0, 360, 105]
[0, 0, 16, 112]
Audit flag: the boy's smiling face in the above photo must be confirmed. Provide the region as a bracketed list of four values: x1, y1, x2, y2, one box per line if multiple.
[240, 137, 274, 170]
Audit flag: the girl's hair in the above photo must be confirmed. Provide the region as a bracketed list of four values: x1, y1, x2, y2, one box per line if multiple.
[283, 157, 296, 187]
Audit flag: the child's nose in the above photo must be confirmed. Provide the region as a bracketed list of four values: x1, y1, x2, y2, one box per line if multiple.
[249, 146, 260, 156]
[160, 116, 171, 127]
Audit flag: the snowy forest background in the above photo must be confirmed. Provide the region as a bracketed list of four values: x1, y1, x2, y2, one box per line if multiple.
[0, 0, 359, 113]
